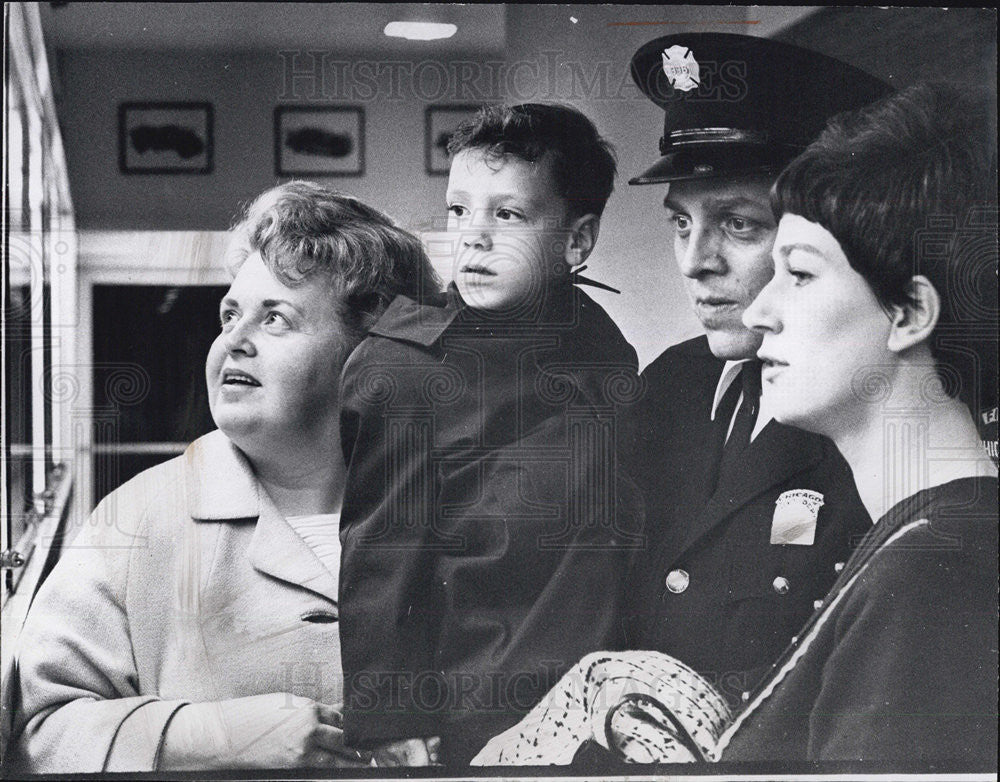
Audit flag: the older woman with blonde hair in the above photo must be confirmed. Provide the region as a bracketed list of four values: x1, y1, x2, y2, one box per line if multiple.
[7, 182, 438, 772]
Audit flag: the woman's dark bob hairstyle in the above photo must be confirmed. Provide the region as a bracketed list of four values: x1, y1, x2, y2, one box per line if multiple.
[772, 81, 997, 405]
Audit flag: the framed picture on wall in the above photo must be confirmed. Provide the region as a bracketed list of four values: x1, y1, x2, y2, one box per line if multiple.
[425, 104, 480, 175]
[274, 106, 365, 177]
[118, 102, 213, 174]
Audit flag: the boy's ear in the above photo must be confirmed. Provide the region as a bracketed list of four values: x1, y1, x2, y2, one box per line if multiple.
[563, 214, 600, 269]
[886, 275, 940, 353]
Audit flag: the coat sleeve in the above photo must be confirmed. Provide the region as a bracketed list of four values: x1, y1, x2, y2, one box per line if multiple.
[807, 531, 999, 764]
[338, 342, 442, 747]
[7, 484, 190, 773]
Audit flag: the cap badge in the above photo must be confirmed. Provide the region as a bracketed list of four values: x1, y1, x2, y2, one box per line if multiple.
[661, 45, 700, 92]
[770, 489, 824, 545]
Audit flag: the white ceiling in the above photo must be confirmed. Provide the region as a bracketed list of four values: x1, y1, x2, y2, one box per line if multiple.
[39, 2, 507, 53]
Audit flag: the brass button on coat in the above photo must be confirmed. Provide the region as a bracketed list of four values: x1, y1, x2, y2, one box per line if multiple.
[665, 569, 690, 594]
[772, 576, 791, 595]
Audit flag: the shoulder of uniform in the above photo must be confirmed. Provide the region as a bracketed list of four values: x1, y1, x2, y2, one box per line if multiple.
[642, 335, 719, 381]
[669, 334, 714, 358]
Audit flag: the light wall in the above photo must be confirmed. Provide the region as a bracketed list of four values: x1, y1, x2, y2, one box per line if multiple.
[51, 5, 810, 367]
[54, 49, 492, 233]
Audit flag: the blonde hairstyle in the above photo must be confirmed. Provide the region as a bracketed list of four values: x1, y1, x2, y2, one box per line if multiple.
[226, 181, 440, 347]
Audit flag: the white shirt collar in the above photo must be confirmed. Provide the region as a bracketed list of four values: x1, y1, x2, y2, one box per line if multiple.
[710, 359, 774, 443]
[711, 360, 747, 421]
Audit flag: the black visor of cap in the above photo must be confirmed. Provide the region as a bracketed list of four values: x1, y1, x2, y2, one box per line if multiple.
[628, 142, 803, 185]
[628, 33, 894, 185]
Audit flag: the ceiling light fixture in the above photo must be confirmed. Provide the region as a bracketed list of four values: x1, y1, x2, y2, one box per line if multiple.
[383, 21, 457, 41]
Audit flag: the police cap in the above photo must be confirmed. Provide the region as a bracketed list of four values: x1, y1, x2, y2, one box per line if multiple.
[629, 33, 893, 184]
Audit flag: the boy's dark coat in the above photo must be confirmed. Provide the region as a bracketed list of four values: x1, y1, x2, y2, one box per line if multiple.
[338, 285, 641, 762]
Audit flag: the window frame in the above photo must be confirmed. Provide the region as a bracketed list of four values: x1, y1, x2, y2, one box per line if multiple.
[73, 231, 231, 518]
[2, 0, 78, 667]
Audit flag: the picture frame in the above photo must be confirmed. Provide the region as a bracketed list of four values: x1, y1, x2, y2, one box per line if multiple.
[274, 106, 365, 177]
[425, 104, 480, 176]
[118, 102, 213, 174]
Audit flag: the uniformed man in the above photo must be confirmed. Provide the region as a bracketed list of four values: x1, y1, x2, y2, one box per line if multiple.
[619, 34, 894, 707]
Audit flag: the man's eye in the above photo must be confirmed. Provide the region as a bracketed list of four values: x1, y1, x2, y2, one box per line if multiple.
[670, 214, 691, 233]
[496, 208, 522, 221]
[789, 269, 814, 285]
[726, 216, 756, 232]
[219, 309, 238, 328]
[447, 204, 467, 218]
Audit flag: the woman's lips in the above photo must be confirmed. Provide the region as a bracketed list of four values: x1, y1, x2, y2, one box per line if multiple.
[221, 369, 261, 386]
[460, 265, 497, 276]
[759, 356, 789, 381]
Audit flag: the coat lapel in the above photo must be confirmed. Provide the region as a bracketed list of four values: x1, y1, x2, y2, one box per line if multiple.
[184, 430, 259, 521]
[674, 421, 828, 560]
[185, 430, 340, 604]
[631, 345, 727, 571]
[246, 497, 340, 605]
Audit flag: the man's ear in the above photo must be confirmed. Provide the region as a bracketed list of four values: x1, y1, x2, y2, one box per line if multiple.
[886, 275, 941, 353]
[563, 213, 600, 269]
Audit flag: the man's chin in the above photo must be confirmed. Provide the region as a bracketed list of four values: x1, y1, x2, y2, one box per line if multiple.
[704, 328, 763, 361]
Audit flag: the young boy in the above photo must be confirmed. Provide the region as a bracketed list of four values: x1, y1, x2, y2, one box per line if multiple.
[338, 104, 641, 765]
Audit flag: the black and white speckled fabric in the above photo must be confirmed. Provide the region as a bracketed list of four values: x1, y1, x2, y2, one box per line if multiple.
[471, 650, 732, 765]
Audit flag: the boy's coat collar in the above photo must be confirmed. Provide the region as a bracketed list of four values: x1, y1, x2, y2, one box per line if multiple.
[367, 290, 460, 347]
[368, 282, 593, 348]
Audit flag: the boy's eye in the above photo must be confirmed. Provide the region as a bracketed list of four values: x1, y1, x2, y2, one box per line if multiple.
[495, 208, 523, 221]
[447, 204, 467, 218]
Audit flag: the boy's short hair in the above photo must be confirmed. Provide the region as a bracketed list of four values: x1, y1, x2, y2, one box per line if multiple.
[227, 180, 440, 348]
[447, 103, 617, 218]
[773, 81, 997, 402]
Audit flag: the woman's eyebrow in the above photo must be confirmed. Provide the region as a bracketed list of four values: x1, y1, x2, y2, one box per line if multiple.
[777, 242, 825, 259]
[261, 298, 304, 315]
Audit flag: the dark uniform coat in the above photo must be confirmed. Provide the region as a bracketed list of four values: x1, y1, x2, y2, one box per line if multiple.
[722, 476, 998, 766]
[620, 336, 872, 705]
[338, 285, 642, 763]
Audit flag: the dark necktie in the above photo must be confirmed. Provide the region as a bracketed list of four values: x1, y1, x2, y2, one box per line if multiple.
[715, 360, 763, 489]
